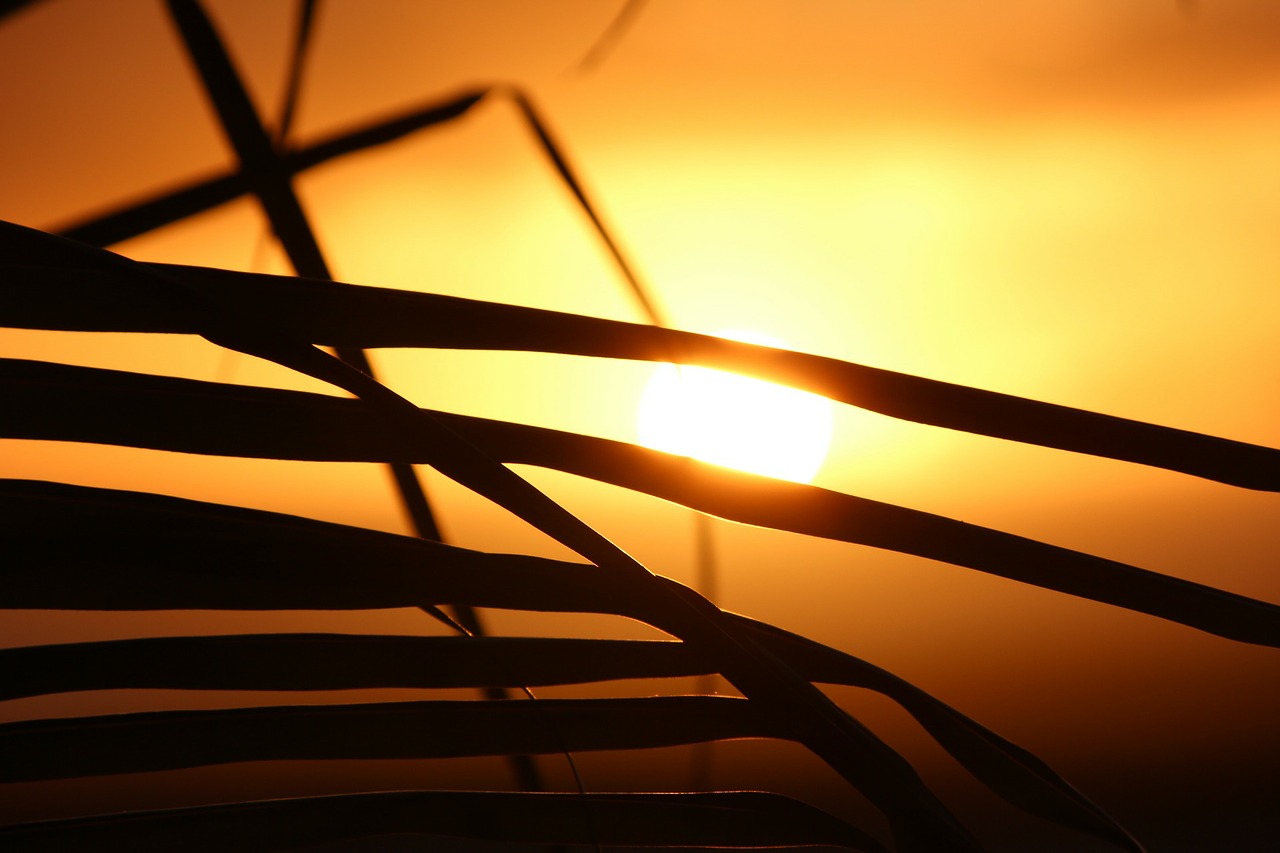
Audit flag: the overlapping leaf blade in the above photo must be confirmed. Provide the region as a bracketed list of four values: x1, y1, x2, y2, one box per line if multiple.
[4, 358, 1276, 649]
[4, 238, 1278, 491]
[0, 627, 1141, 850]
[0, 479, 1147, 850]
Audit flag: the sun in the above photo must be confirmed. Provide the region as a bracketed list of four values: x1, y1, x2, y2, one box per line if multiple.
[637, 331, 834, 483]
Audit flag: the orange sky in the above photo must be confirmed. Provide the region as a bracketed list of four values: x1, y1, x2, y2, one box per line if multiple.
[2, 1, 1279, 848]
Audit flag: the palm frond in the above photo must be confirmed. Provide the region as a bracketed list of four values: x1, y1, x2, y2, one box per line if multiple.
[7, 3, 1272, 850]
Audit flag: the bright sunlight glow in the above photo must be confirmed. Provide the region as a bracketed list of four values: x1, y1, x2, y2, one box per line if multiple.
[637, 331, 834, 483]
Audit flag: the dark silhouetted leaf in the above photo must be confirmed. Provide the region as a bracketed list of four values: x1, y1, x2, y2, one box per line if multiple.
[3, 480, 1143, 849]
[4, 246, 1276, 492]
[0, 790, 884, 852]
[2, 696, 777, 783]
[4, 360, 1276, 649]
[0, 624, 1143, 851]
[0, 635, 702, 699]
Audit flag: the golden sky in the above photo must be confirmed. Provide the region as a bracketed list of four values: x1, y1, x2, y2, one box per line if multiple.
[2, 1, 1279, 848]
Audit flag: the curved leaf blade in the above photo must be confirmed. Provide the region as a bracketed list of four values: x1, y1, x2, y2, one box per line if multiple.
[0, 480, 1141, 849]
[4, 250, 1277, 491]
[4, 362, 1276, 648]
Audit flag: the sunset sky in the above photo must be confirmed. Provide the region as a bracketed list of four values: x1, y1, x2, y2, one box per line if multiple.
[2, 1, 1279, 849]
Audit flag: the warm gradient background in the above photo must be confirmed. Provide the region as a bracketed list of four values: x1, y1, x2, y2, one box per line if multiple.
[2, 1, 1278, 850]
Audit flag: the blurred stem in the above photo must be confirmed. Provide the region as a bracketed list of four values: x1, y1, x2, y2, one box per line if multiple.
[573, 0, 649, 73]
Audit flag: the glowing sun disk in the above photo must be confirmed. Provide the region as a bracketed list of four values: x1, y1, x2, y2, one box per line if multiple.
[637, 333, 834, 483]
